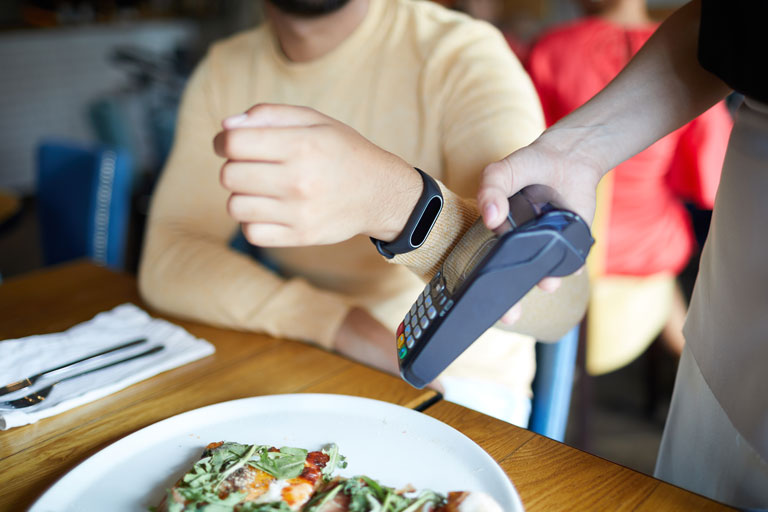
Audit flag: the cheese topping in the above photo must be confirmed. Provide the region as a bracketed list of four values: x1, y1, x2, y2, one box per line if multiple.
[252, 478, 289, 504]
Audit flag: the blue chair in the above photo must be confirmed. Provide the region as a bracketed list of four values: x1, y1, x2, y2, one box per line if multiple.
[528, 325, 580, 442]
[37, 140, 133, 270]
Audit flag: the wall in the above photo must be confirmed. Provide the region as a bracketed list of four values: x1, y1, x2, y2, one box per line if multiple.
[0, 20, 198, 195]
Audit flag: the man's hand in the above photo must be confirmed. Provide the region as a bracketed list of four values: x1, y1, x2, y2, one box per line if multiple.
[333, 307, 400, 376]
[333, 307, 444, 392]
[213, 104, 422, 247]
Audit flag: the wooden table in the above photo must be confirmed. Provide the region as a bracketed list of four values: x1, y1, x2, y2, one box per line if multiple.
[0, 262, 734, 511]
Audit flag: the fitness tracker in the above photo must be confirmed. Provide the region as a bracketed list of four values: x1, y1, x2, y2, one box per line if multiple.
[371, 168, 443, 259]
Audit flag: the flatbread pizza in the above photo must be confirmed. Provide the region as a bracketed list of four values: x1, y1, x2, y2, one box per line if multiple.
[155, 442, 503, 512]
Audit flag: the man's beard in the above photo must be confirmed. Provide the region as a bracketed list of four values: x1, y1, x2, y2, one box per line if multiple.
[266, 0, 352, 17]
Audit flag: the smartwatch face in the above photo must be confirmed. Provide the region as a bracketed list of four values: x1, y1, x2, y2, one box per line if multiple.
[410, 195, 443, 249]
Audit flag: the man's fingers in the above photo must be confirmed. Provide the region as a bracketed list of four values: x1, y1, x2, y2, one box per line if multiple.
[241, 221, 300, 247]
[217, 104, 330, 162]
[228, 194, 291, 225]
[223, 103, 327, 129]
[220, 161, 291, 195]
[213, 126, 308, 161]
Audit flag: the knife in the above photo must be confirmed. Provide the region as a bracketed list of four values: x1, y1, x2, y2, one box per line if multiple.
[0, 337, 148, 397]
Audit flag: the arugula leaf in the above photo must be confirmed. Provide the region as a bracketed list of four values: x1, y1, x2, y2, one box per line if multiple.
[196, 495, 248, 512]
[247, 446, 308, 480]
[237, 501, 293, 512]
[400, 491, 443, 512]
[360, 476, 387, 500]
[279, 446, 309, 458]
[164, 485, 246, 512]
[159, 443, 265, 511]
[321, 443, 348, 480]
[340, 477, 371, 512]
[329, 476, 445, 512]
[216, 444, 257, 488]
[302, 484, 344, 512]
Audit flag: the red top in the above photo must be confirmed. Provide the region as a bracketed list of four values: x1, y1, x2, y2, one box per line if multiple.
[526, 17, 732, 276]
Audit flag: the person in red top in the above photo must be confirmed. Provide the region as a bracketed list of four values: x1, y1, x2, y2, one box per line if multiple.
[525, 0, 732, 374]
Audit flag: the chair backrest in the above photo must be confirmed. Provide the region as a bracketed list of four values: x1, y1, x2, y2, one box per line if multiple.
[529, 325, 580, 442]
[37, 140, 132, 270]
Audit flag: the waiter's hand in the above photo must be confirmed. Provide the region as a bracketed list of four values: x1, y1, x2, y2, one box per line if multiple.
[214, 104, 421, 247]
[477, 135, 601, 233]
[478, 134, 599, 325]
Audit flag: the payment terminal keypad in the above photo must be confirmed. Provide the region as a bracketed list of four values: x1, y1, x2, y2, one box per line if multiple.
[396, 271, 454, 361]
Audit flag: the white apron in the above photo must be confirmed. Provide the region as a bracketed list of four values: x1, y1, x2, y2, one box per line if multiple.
[655, 98, 768, 509]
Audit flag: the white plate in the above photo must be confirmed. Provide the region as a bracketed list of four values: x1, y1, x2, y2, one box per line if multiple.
[30, 394, 524, 511]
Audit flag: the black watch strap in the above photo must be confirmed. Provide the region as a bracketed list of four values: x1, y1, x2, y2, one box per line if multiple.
[371, 168, 443, 259]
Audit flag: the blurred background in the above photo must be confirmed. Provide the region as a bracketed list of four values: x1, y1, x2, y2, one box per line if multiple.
[0, 0, 713, 477]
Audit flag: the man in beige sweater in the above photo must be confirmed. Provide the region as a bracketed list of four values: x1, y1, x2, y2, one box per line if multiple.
[140, 0, 587, 426]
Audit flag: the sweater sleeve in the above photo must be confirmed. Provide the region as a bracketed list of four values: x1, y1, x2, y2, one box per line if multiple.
[391, 24, 588, 340]
[138, 56, 350, 349]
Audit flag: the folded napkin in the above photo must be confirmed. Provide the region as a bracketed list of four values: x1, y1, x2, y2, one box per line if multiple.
[0, 303, 215, 430]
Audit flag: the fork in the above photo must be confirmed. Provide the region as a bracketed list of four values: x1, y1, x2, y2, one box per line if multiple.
[0, 337, 148, 397]
[0, 345, 164, 409]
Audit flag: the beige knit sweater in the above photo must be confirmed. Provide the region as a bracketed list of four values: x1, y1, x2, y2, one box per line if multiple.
[139, 0, 587, 396]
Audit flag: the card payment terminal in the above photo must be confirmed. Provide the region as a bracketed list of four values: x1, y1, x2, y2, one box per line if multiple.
[395, 185, 594, 389]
